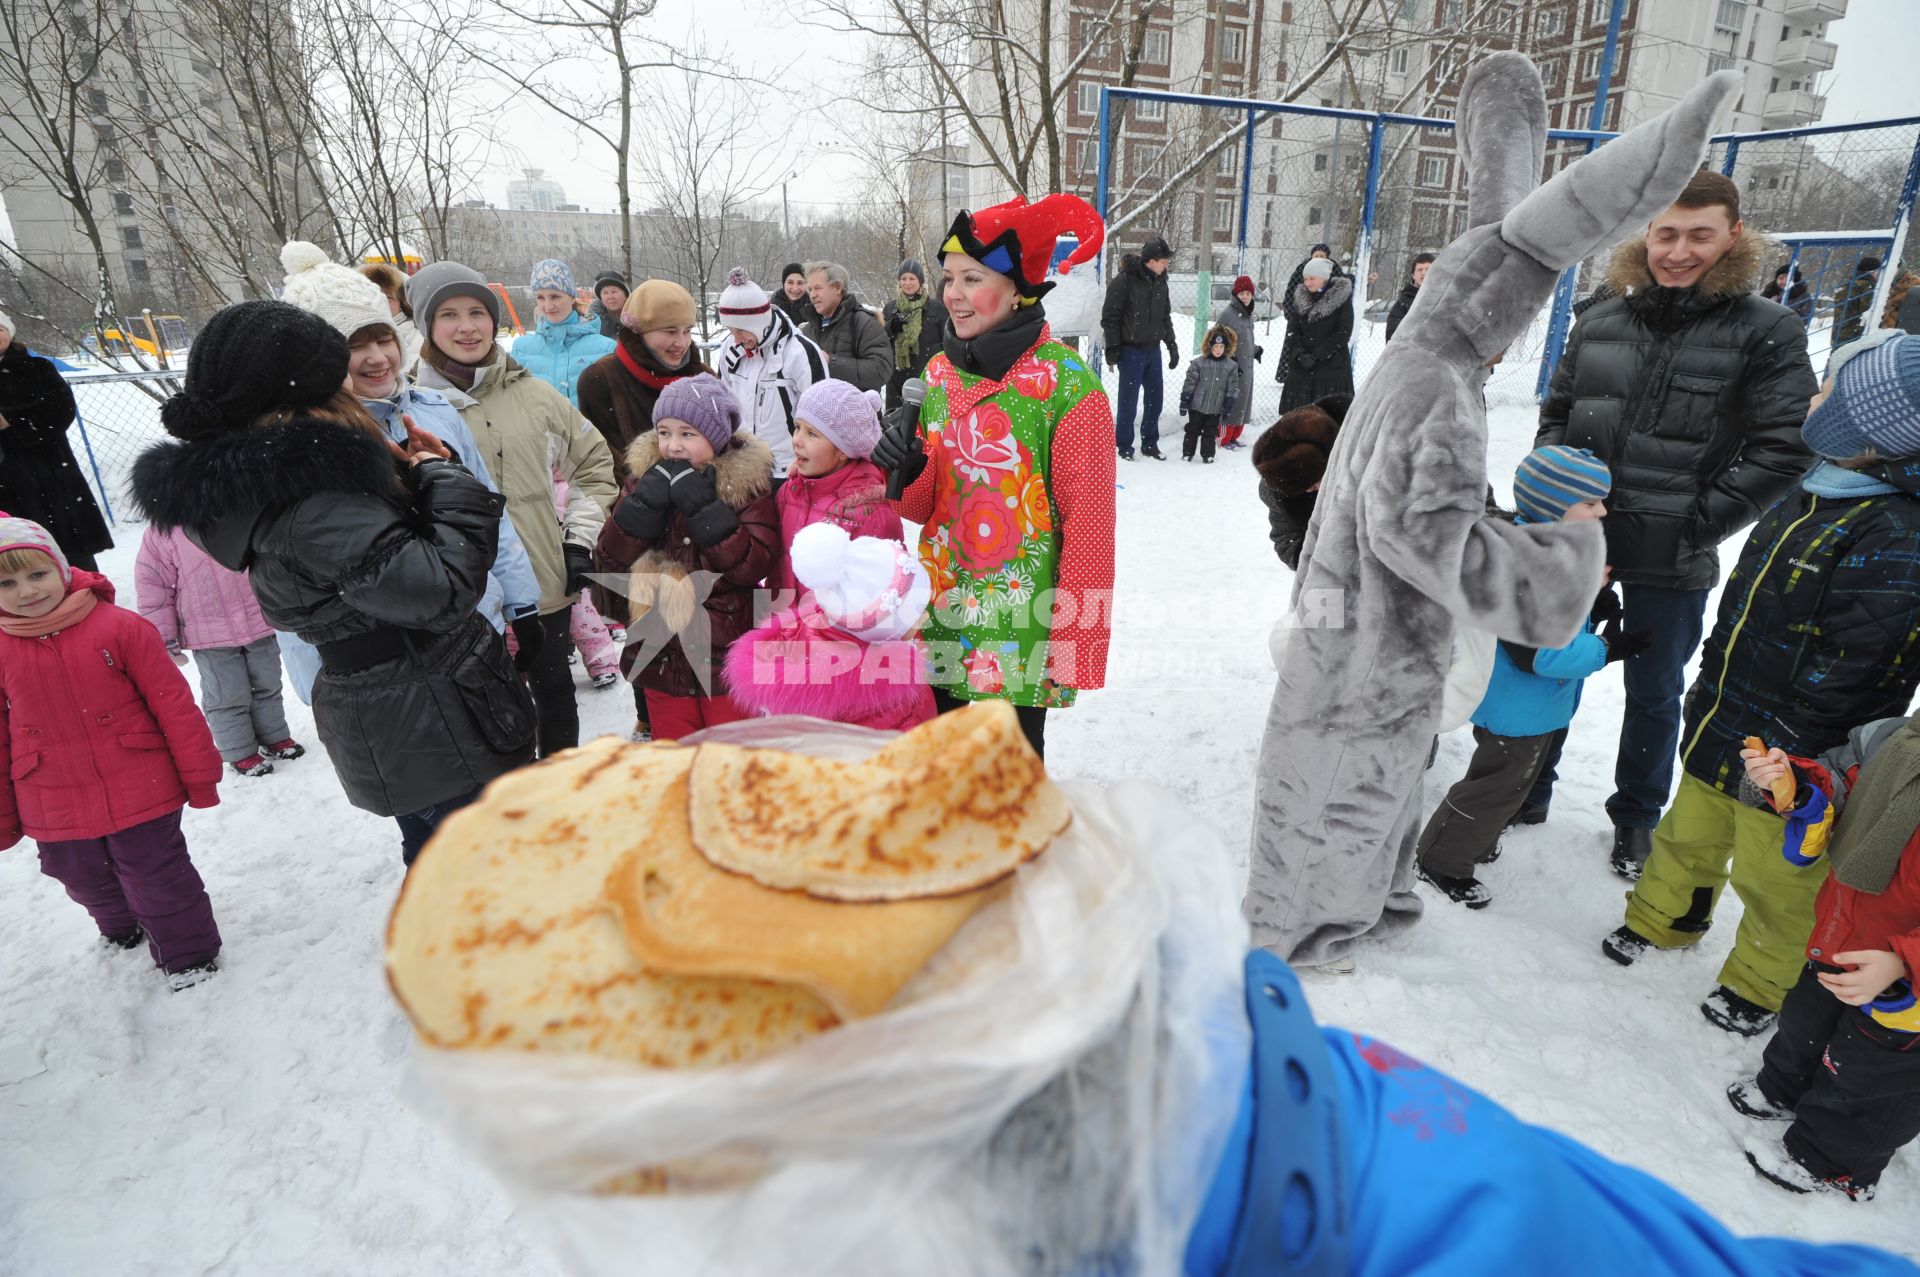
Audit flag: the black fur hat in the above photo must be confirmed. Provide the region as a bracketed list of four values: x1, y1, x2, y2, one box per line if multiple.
[1252, 394, 1352, 497]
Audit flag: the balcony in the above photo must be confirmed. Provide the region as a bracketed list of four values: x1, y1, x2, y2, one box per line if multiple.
[1774, 35, 1838, 73]
[1783, 0, 1847, 21]
[1762, 89, 1826, 127]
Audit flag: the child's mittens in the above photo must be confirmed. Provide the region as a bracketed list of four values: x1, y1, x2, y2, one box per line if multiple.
[187, 784, 220, 811]
[1779, 783, 1832, 867]
[168, 645, 189, 667]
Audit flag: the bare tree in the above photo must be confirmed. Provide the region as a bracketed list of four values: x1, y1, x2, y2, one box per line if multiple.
[638, 59, 789, 333]
[0, 0, 138, 345]
[468, 0, 672, 279]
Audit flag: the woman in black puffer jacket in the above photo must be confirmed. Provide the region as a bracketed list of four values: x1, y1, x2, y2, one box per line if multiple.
[131, 301, 534, 865]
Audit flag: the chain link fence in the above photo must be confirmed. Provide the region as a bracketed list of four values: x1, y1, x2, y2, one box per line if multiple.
[1098, 87, 1920, 418]
[62, 368, 182, 525]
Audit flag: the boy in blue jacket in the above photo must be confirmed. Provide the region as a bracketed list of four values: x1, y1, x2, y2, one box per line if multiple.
[1415, 446, 1649, 907]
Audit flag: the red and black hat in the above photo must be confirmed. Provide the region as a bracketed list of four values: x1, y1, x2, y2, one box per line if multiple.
[939, 194, 1106, 301]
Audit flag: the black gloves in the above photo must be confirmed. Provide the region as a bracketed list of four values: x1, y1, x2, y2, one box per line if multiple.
[670, 465, 740, 547]
[1104, 346, 1121, 369]
[1177, 397, 1192, 417]
[613, 459, 690, 540]
[1296, 351, 1318, 370]
[1254, 344, 1265, 362]
[871, 404, 927, 490]
[564, 543, 593, 596]
[1167, 345, 1180, 370]
[886, 310, 905, 336]
[510, 612, 545, 673]
[1222, 398, 1238, 423]
[1600, 615, 1650, 664]
[1591, 587, 1623, 629]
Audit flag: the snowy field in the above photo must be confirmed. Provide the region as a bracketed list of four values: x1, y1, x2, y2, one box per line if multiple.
[3, 365, 1910, 1272]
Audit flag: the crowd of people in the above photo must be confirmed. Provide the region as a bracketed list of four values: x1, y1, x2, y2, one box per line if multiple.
[4, 52, 1920, 1265]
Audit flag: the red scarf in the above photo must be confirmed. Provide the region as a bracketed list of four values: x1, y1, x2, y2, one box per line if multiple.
[617, 338, 687, 391]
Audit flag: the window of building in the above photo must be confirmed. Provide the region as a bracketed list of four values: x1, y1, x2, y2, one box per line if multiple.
[1214, 196, 1236, 232]
[1221, 25, 1245, 63]
[1217, 147, 1238, 177]
[88, 89, 109, 113]
[1707, 52, 1735, 74]
[111, 191, 134, 214]
[1492, 4, 1516, 33]
[1433, 50, 1453, 80]
[1580, 48, 1601, 79]
[1714, 0, 1746, 34]
[1538, 58, 1560, 85]
[1079, 139, 1100, 172]
[120, 226, 142, 249]
[1537, 6, 1565, 36]
[1077, 81, 1102, 116]
[1308, 206, 1323, 225]
[1314, 152, 1328, 171]
[105, 157, 126, 181]
[1392, 47, 1410, 74]
[1422, 155, 1447, 186]
[1143, 28, 1170, 65]
[126, 258, 150, 286]
[1439, 0, 1463, 24]
[1136, 98, 1166, 121]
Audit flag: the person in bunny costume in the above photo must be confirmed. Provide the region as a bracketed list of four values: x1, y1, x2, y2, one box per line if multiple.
[1244, 57, 1745, 968]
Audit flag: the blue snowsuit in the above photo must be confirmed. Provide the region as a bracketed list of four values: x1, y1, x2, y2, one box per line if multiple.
[1184, 952, 1916, 1276]
[510, 311, 616, 410]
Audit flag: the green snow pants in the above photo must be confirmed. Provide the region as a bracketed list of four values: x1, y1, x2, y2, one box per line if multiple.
[1622, 774, 1825, 1012]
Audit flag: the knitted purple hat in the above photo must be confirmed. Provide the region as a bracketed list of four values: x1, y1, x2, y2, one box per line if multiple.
[795, 378, 884, 460]
[0, 510, 71, 584]
[654, 373, 741, 453]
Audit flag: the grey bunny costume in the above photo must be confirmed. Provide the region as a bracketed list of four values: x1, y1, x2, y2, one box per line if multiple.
[1245, 56, 1741, 963]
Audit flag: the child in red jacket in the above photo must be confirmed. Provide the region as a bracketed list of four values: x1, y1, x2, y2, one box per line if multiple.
[1729, 716, 1920, 1201]
[0, 514, 224, 988]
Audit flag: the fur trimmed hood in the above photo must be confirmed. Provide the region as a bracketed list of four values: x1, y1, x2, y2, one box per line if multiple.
[1604, 229, 1772, 304]
[1202, 323, 1239, 358]
[622, 429, 775, 510]
[723, 601, 928, 723]
[131, 416, 399, 548]
[1286, 274, 1353, 323]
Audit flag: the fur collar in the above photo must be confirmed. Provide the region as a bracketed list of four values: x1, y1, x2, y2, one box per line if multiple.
[623, 430, 775, 510]
[1202, 323, 1238, 359]
[131, 416, 400, 535]
[1604, 230, 1771, 303]
[1287, 275, 1353, 323]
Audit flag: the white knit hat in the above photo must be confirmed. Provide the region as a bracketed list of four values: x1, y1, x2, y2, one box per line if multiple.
[789, 523, 931, 643]
[714, 266, 773, 342]
[280, 241, 397, 342]
[0, 309, 14, 336]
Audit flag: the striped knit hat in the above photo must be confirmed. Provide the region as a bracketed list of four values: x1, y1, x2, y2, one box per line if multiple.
[0, 511, 70, 583]
[1804, 329, 1920, 462]
[1513, 446, 1610, 524]
[714, 267, 773, 342]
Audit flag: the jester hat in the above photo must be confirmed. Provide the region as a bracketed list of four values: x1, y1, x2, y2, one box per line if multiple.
[939, 193, 1105, 301]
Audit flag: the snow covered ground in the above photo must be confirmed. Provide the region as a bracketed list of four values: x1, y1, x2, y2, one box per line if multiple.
[3, 383, 1912, 1272]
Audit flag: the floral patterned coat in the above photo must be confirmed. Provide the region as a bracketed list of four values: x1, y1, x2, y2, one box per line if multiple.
[894, 324, 1115, 708]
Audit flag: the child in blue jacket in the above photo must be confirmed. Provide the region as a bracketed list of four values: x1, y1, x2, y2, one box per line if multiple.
[1415, 447, 1648, 907]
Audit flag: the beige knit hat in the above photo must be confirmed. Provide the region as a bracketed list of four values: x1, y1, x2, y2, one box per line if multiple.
[620, 279, 696, 333]
[280, 241, 398, 343]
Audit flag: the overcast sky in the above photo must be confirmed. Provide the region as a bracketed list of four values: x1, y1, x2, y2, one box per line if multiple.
[1816, 0, 1913, 125]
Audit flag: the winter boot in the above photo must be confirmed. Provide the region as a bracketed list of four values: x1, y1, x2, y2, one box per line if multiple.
[592, 671, 621, 690]
[1475, 840, 1504, 865]
[1417, 865, 1492, 909]
[609, 627, 627, 647]
[1118, 448, 1135, 461]
[1601, 924, 1653, 966]
[1610, 826, 1652, 880]
[1505, 802, 1548, 828]
[631, 719, 653, 744]
[1141, 446, 1166, 460]
[166, 959, 219, 992]
[100, 926, 145, 951]
[230, 754, 274, 778]
[1726, 1078, 1793, 1121]
[1745, 1141, 1875, 1201]
[1702, 986, 1777, 1037]
[262, 738, 306, 761]
[1203, 456, 1215, 464]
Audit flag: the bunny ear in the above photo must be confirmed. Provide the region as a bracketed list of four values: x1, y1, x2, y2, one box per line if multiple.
[1456, 53, 1549, 232]
[1502, 70, 1740, 271]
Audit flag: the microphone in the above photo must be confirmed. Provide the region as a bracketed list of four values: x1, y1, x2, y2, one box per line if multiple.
[884, 377, 928, 500]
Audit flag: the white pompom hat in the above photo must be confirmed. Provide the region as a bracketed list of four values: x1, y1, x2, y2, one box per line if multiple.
[279, 241, 398, 343]
[715, 266, 774, 342]
[790, 523, 931, 643]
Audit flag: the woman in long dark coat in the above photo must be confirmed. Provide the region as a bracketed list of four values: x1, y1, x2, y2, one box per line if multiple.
[0, 312, 113, 570]
[1275, 261, 1354, 414]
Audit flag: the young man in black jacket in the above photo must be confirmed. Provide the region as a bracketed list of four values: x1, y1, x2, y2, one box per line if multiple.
[1100, 236, 1178, 460]
[1533, 171, 1817, 878]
